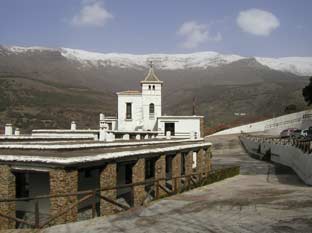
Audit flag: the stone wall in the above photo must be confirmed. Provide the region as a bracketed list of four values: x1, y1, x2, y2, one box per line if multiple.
[132, 158, 145, 206]
[184, 151, 193, 188]
[0, 165, 15, 230]
[49, 169, 78, 225]
[100, 163, 117, 215]
[172, 153, 182, 193]
[196, 148, 206, 178]
[155, 155, 166, 197]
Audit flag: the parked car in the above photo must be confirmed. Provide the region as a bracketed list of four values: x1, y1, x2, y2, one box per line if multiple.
[290, 129, 303, 139]
[301, 129, 309, 137]
[280, 128, 298, 138]
[300, 126, 312, 139]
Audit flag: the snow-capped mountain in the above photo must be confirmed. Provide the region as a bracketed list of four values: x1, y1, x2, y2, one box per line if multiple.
[0, 45, 309, 132]
[3, 45, 312, 76]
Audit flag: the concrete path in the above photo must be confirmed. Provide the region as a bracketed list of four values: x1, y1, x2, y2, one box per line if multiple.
[41, 135, 312, 233]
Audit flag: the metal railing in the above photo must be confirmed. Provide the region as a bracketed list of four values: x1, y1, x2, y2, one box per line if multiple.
[241, 134, 312, 154]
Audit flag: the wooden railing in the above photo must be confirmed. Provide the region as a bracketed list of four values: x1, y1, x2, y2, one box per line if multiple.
[0, 166, 239, 229]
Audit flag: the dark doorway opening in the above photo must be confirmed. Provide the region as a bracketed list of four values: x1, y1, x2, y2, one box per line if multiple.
[164, 122, 175, 136]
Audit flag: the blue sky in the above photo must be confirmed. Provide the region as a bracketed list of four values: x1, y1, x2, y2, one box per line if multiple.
[0, 0, 311, 57]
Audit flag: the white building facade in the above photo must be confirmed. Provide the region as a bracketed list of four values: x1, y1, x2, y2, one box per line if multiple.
[30, 64, 204, 140]
[117, 65, 163, 131]
[116, 64, 204, 138]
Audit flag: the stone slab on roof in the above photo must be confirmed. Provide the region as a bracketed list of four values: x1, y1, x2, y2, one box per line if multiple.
[116, 90, 142, 95]
[0, 141, 211, 168]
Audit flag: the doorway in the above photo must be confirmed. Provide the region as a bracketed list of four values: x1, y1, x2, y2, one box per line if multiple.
[164, 122, 175, 136]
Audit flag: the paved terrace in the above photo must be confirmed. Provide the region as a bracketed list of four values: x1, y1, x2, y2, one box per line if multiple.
[32, 134, 312, 233]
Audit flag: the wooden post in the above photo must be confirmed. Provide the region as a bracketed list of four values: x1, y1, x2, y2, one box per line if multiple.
[155, 180, 159, 199]
[34, 201, 39, 228]
[92, 190, 96, 218]
[173, 177, 178, 194]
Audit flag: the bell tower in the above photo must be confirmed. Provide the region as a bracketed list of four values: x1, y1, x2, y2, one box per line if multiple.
[141, 61, 163, 130]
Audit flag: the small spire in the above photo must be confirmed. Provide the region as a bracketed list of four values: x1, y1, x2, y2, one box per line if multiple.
[140, 60, 163, 84]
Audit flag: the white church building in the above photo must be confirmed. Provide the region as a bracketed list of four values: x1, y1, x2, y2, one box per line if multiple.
[30, 64, 204, 140]
[115, 63, 204, 139]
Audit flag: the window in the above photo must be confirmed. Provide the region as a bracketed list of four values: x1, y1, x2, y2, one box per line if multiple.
[125, 164, 132, 184]
[126, 103, 132, 120]
[152, 85, 155, 90]
[149, 103, 155, 119]
[149, 103, 155, 114]
[148, 85, 151, 90]
[145, 158, 156, 179]
[16, 173, 30, 198]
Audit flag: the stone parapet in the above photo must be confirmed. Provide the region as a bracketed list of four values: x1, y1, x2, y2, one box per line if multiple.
[0, 165, 15, 230]
[49, 169, 78, 225]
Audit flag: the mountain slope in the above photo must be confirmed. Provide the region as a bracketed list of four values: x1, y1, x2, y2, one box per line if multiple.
[4, 46, 312, 76]
[0, 45, 310, 133]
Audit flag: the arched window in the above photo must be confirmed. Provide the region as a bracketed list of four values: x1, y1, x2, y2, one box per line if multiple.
[149, 103, 155, 114]
[148, 85, 151, 90]
[152, 85, 155, 90]
[149, 103, 155, 119]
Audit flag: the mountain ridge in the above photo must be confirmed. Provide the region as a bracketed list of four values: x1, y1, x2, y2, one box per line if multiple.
[0, 44, 309, 133]
[2, 45, 312, 76]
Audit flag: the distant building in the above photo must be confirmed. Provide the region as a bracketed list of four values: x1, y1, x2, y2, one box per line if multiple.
[116, 63, 204, 138]
[30, 63, 204, 140]
[117, 63, 162, 131]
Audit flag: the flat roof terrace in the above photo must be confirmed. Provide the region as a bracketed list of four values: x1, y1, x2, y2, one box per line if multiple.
[0, 139, 211, 169]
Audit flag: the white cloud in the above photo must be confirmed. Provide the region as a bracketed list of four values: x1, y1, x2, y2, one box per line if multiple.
[237, 9, 280, 36]
[178, 21, 222, 49]
[72, 0, 113, 27]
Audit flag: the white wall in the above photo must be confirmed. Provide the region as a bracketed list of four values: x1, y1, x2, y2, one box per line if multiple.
[117, 94, 143, 131]
[213, 109, 312, 136]
[142, 83, 162, 131]
[32, 130, 98, 139]
[240, 136, 312, 185]
[157, 117, 201, 138]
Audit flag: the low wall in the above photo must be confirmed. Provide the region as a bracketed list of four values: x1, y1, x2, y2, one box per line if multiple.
[213, 109, 312, 136]
[32, 129, 159, 140]
[240, 135, 312, 185]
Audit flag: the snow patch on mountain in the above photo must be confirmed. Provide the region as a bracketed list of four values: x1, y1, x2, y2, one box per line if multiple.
[3, 45, 312, 76]
[7, 46, 55, 53]
[60, 48, 244, 70]
[255, 57, 312, 76]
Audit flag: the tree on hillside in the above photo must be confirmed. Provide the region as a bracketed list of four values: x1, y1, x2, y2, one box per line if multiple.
[302, 77, 312, 105]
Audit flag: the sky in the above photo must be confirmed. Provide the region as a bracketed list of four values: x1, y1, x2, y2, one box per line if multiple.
[0, 0, 311, 57]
